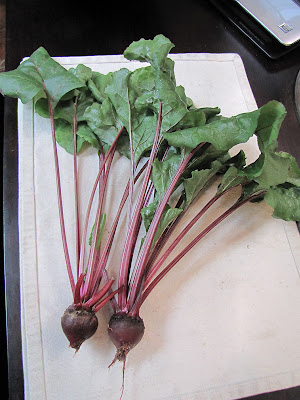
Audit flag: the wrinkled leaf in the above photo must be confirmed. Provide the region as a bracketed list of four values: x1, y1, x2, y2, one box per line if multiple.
[164, 108, 260, 151]
[105, 68, 132, 130]
[254, 151, 292, 189]
[279, 151, 300, 186]
[129, 66, 155, 98]
[124, 34, 174, 70]
[185, 143, 229, 174]
[69, 64, 93, 84]
[256, 101, 286, 150]
[83, 100, 124, 152]
[172, 109, 206, 130]
[264, 187, 300, 221]
[151, 153, 182, 201]
[217, 166, 249, 194]
[244, 142, 298, 190]
[132, 114, 158, 162]
[155, 69, 188, 132]
[199, 106, 221, 121]
[88, 71, 113, 103]
[184, 160, 222, 205]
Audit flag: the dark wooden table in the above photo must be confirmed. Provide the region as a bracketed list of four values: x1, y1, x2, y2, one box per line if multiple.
[2, 0, 300, 399]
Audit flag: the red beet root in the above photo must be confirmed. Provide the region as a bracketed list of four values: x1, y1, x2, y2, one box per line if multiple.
[61, 305, 98, 351]
[108, 313, 145, 364]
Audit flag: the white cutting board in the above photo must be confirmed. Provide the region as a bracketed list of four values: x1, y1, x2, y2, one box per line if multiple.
[18, 53, 300, 400]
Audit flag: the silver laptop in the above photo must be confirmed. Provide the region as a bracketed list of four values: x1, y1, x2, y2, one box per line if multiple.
[234, 0, 300, 46]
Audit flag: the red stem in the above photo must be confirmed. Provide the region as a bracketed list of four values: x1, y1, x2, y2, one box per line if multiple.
[94, 287, 123, 313]
[102, 269, 118, 313]
[127, 102, 135, 224]
[118, 103, 163, 310]
[81, 154, 106, 295]
[88, 161, 150, 300]
[84, 278, 115, 308]
[144, 190, 231, 287]
[134, 147, 179, 275]
[78, 126, 124, 278]
[73, 273, 85, 305]
[140, 192, 264, 307]
[72, 98, 81, 279]
[48, 100, 75, 292]
[126, 143, 206, 311]
[83, 151, 114, 299]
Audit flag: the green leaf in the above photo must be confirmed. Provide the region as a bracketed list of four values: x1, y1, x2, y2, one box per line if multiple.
[242, 154, 265, 181]
[134, 90, 159, 113]
[55, 119, 86, 154]
[151, 154, 182, 201]
[154, 206, 183, 242]
[124, 34, 174, 69]
[175, 85, 189, 106]
[155, 69, 188, 132]
[164, 108, 260, 151]
[172, 108, 206, 130]
[217, 166, 249, 194]
[35, 97, 51, 118]
[184, 160, 223, 205]
[76, 124, 100, 150]
[255, 151, 292, 188]
[226, 150, 247, 170]
[0, 68, 43, 104]
[129, 66, 155, 98]
[0, 47, 85, 108]
[141, 202, 183, 244]
[83, 100, 125, 152]
[279, 152, 300, 186]
[88, 213, 106, 250]
[35, 90, 94, 123]
[141, 200, 158, 232]
[132, 113, 158, 162]
[243, 143, 300, 190]
[69, 64, 93, 84]
[125, 35, 186, 133]
[199, 107, 221, 121]
[86, 99, 121, 128]
[241, 181, 261, 199]
[185, 143, 229, 174]
[76, 92, 96, 122]
[256, 101, 287, 150]
[105, 68, 132, 130]
[99, 61, 186, 161]
[87, 71, 113, 103]
[264, 187, 300, 221]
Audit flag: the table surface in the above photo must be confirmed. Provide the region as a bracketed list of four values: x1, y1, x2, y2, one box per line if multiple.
[2, 1, 300, 399]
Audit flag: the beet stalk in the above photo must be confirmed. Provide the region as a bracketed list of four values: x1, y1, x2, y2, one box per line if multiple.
[52, 98, 125, 350]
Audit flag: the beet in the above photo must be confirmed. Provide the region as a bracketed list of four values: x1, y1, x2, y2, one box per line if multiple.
[61, 304, 98, 351]
[108, 313, 145, 363]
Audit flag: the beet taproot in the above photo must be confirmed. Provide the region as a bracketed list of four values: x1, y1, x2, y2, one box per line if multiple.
[108, 313, 145, 363]
[61, 305, 98, 351]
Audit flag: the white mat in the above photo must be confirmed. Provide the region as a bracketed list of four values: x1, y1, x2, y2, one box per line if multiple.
[18, 53, 300, 400]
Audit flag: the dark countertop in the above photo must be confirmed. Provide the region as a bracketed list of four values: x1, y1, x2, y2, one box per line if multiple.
[2, 1, 300, 399]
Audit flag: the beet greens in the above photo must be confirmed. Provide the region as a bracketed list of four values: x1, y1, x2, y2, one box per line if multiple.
[1, 34, 300, 381]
